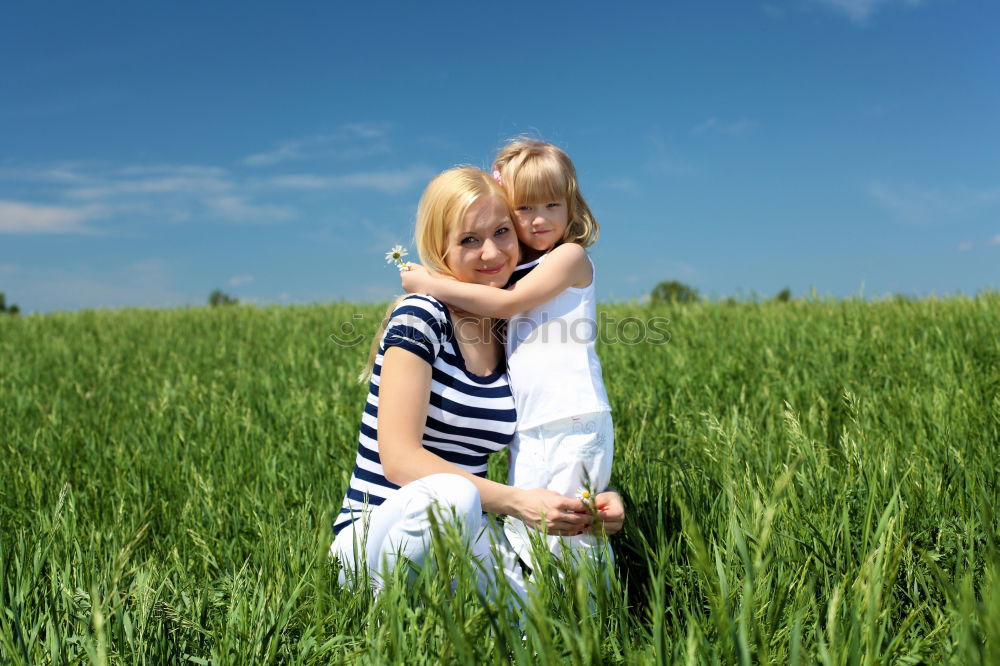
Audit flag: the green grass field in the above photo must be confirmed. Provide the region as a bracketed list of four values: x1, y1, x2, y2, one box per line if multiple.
[1, 296, 998, 664]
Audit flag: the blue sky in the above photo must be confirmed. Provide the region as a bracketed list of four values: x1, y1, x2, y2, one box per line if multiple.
[1, 0, 997, 312]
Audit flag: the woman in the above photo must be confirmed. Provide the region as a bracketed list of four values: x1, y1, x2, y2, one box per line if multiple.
[329, 167, 624, 597]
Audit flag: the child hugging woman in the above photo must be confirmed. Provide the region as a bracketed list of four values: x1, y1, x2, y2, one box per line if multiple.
[401, 140, 616, 575]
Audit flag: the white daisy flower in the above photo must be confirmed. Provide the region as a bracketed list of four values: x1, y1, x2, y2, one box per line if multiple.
[385, 245, 408, 267]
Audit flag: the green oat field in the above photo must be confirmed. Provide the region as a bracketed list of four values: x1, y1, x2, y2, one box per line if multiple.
[1, 295, 998, 664]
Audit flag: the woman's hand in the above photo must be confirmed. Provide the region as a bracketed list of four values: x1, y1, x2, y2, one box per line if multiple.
[515, 488, 591, 537]
[400, 263, 434, 294]
[589, 490, 625, 536]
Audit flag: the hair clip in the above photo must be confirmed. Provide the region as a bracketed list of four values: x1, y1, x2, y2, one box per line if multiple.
[492, 170, 502, 185]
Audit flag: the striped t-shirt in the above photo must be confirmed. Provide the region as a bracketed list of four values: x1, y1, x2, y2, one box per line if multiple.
[333, 295, 517, 537]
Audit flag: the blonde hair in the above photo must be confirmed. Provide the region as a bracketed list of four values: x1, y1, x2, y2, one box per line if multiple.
[358, 167, 509, 382]
[493, 138, 599, 248]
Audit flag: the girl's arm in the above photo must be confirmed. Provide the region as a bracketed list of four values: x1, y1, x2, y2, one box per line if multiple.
[377, 346, 591, 536]
[401, 243, 592, 318]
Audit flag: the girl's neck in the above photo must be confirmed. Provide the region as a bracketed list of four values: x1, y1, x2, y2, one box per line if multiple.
[520, 241, 560, 264]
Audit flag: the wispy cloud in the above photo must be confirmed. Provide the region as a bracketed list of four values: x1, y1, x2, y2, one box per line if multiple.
[694, 117, 758, 135]
[869, 182, 1000, 224]
[0, 124, 410, 234]
[646, 128, 697, 176]
[66, 173, 232, 200]
[0, 200, 104, 234]
[958, 233, 1000, 251]
[762, 4, 786, 19]
[0, 161, 305, 229]
[0, 163, 97, 184]
[814, 0, 927, 25]
[242, 123, 392, 166]
[605, 178, 640, 194]
[269, 165, 436, 194]
[228, 274, 255, 286]
[205, 196, 296, 222]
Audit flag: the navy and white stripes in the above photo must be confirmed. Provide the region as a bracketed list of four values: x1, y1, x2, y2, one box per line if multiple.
[333, 295, 516, 536]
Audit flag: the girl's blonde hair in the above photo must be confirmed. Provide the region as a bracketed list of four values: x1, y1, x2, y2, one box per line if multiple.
[358, 167, 509, 382]
[493, 138, 599, 248]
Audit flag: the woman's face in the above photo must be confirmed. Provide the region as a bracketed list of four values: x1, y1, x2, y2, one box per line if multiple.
[444, 195, 519, 288]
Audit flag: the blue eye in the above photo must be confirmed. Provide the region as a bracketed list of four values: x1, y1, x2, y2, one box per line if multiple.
[460, 236, 478, 245]
[496, 226, 510, 236]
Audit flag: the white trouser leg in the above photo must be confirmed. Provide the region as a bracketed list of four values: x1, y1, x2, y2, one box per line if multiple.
[329, 473, 481, 589]
[330, 473, 528, 606]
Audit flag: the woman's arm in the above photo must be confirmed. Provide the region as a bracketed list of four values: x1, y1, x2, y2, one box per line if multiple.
[377, 347, 591, 536]
[401, 243, 592, 318]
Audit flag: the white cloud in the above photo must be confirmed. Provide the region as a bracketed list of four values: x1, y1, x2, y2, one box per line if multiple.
[869, 183, 1000, 224]
[228, 274, 255, 286]
[243, 139, 310, 167]
[762, 4, 786, 19]
[0, 163, 96, 184]
[66, 173, 232, 199]
[606, 178, 639, 194]
[989, 234, 1000, 246]
[242, 123, 392, 166]
[957, 241, 974, 252]
[694, 117, 758, 135]
[341, 122, 390, 140]
[270, 165, 436, 194]
[205, 196, 296, 222]
[647, 128, 697, 176]
[815, 0, 927, 25]
[115, 164, 227, 177]
[0, 161, 296, 227]
[0, 200, 104, 234]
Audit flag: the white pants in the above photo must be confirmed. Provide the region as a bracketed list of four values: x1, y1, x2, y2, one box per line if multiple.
[504, 411, 615, 572]
[329, 473, 527, 603]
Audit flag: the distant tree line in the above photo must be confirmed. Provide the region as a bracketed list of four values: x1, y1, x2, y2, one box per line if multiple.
[650, 281, 793, 304]
[0, 292, 19, 315]
[208, 289, 239, 307]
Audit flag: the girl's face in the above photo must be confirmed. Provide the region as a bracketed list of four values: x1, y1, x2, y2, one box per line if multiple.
[444, 195, 519, 288]
[513, 199, 569, 254]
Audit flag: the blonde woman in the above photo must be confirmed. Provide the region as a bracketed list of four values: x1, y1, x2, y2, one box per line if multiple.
[329, 167, 624, 597]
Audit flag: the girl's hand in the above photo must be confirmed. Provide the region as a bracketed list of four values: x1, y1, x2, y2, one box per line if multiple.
[516, 488, 591, 536]
[589, 491, 625, 536]
[400, 263, 433, 294]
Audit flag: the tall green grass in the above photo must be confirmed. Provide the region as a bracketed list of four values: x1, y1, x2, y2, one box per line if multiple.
[1, 295, 997, 663]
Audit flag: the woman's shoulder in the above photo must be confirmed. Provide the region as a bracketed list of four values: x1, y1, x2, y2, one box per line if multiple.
[391, 294, 448, 320]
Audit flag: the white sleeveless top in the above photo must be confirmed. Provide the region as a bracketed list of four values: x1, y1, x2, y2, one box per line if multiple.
[505, 254, 612, 430]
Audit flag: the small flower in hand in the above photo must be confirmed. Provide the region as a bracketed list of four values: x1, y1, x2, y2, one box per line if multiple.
[385, 245, 409, 270]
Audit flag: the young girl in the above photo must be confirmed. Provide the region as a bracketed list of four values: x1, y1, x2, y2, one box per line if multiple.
[401, 140, 614, 572]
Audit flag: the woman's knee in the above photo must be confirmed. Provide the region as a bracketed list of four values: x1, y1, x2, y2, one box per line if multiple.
[413, 473, 481, 525]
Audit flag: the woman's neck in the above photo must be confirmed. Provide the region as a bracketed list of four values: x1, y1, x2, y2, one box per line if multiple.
[448, 308, 501, 376]
[448, 308, 493, 338]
